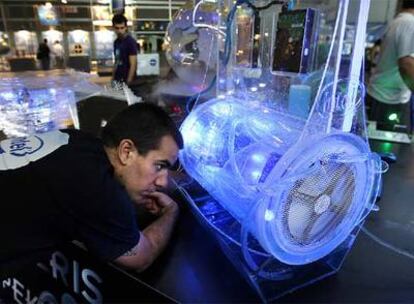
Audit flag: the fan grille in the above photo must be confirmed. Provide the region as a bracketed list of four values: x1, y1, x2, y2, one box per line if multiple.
[282, 161, 356, 247]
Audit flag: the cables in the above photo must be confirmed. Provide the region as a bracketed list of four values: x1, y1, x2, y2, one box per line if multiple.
[186, 0, 292, 113]
[192, 0, 226, 36]
[185, 75, 216, 114]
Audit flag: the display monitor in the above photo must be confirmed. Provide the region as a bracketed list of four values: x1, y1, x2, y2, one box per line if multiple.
[272, 9, 316, 74]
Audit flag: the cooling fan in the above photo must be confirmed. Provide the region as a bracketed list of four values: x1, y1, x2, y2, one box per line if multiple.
[251, 132, 381, 265]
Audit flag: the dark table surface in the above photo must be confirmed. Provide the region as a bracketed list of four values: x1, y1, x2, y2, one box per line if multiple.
[137, 139, 414, 303]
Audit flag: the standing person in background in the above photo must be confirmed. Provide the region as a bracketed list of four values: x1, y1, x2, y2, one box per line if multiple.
[367, 0, 414, 130]
[136, 41, 141, 54]
[52, 40, 65, 69]
[111, 14, 138, 86]
[37, 39, 50, 70]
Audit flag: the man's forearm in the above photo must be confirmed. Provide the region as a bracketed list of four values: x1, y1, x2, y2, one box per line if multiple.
[127, 60, 136, 83]
[398, 56, 414, 91]
[141, 206, 179, 265]
[114, 206, 179, 272]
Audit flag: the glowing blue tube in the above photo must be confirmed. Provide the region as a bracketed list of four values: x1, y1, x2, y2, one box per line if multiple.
[180, 97, 381, 265]
[180, 97, 304, 220]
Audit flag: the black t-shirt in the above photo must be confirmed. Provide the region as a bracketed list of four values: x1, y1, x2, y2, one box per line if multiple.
[113, 35, 138, 82]
[37, 42, 50, 59]
[0, 129, 139, 265]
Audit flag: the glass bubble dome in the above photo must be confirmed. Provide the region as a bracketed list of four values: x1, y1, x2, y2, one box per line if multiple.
[164, 2, 218, 88]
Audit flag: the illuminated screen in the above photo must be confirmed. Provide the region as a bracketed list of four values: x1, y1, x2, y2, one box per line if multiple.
[37, 5, 59, 26]
[111, 0, 125, 14]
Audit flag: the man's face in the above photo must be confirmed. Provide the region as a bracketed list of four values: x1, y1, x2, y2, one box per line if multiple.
[114, 22, 127, 39]
[120, 135, 179, 204]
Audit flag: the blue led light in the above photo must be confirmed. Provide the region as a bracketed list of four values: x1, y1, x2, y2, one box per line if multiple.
[180, 97, 304, 220]
[0, 87, 75, 137]
[180, 97, 382, 265]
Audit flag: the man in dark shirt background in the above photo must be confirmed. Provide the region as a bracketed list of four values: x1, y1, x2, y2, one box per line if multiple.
[37, 38, 51, 71]
[111, 14, 138, 85]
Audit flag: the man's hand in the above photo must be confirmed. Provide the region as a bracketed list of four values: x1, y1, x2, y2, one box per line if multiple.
[398, 55, 414, 91]
[114, 191, 179, 272]
[142, 191, 178, 217]
[127, 54, 137, 85]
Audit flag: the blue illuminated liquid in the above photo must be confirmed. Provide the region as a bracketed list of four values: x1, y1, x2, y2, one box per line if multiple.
[180, 98, 304, 221]
[0, 87, 74, 135]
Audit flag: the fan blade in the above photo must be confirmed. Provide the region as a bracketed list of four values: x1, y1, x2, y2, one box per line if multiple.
[287, 197, 314, 242]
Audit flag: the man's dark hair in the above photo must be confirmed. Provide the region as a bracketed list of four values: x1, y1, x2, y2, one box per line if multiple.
[402, 0, 414, 9]
[101, 102, 183, 155]
[112, 14, 128, 26]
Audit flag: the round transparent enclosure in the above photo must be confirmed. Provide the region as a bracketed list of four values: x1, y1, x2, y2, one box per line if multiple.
[164, 7, 217, 87]
[180, 98, 381, 265]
